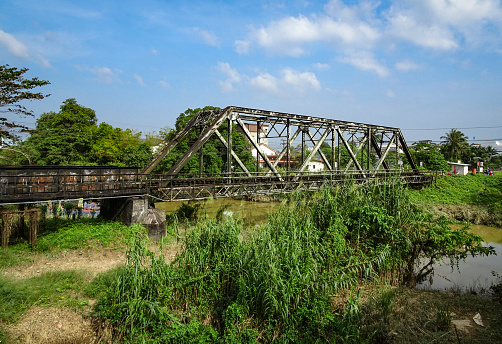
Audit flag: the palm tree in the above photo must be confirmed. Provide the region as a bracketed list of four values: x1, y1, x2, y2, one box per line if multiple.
[441, 129, 469, 161]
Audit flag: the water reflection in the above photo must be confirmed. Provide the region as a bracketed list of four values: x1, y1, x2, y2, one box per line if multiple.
[155, 198, 280, 227]
[417, 225, 502, 293]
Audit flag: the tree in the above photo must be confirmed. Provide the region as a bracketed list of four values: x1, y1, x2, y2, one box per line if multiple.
[411, 142, 449, 171]
[14, 98, 148, 166]
[441, 129, 469, 162]
[0, 65, 50, 143]
[25, 98, 97, 165]
[123, 143, 152, 169]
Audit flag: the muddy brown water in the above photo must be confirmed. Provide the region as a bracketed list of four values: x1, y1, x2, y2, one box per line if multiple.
[417, 224, 502, 293]
[155, 198, 281, 227]
[155, 199, 502, 292]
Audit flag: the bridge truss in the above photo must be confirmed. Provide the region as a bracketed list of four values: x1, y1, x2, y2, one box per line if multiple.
[142, 106, 429, 201]
[0, 107, 431, 204]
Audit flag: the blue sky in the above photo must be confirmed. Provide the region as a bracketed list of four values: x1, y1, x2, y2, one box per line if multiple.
[1, 0, 501, 145]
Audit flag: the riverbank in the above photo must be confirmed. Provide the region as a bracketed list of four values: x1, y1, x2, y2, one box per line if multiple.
[1, 223, 500, 344]
[409, 172, 502, 227]
[1, 176, 502, 343]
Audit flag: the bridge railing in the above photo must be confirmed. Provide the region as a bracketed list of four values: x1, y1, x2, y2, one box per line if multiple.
[145, 169, 434, 201]
[0, 166, 145, 203]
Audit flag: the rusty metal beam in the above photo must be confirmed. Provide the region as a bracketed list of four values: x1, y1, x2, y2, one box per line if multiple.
[336, 127, 366, 177]
[235, 117, 282, 179]
[165, 108, 231, 177]
[214, 129, 252, 177]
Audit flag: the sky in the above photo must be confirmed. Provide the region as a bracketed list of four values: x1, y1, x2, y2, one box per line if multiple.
[1, 0, 502, 147]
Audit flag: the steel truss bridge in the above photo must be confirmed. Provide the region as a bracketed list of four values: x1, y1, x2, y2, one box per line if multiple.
[0, 106, 433, 204]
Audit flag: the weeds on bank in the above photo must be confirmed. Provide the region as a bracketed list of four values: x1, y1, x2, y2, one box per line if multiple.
[33, 221, 142, 252]
[409, 173, 502, 210]
[93, 180, 493, 343]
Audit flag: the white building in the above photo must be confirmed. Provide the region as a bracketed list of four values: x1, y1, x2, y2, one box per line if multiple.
[447, 161, 470, 175]
[236, 123, 269, 146]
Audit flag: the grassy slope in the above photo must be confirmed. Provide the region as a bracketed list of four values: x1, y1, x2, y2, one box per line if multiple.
[409, 172, 502, 226]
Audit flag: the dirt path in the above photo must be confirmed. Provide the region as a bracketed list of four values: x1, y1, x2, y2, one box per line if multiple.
[2, 248, 127, 280]
[2, 243, 182, 343]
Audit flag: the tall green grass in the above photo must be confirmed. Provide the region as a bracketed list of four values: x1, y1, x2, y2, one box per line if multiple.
[94, 180, 493, 343]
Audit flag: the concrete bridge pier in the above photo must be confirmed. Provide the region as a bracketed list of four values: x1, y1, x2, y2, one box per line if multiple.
[100, 197, 166, 240]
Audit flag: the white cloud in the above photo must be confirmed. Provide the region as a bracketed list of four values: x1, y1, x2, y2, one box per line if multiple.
[75, 65, 122, 83]
[133, 73, 145, 86]
[158, 80, 170, 89]
[338, 51, 389, 77]
[250, 72, 279, 95]
[386, 0, 502, 49]
[281, 69, 321, 92]
[0, 30, 51, 68]
[217, 62, 242, 92]
[313, 62, 330, 70]
[236, 0, 502, 75]
[395, 60, 419, 72]
[250, 11, 380, 57]
[193, 27, 220, 47]
[386, 12, 458, 50]
[151, 48, 159, 55]
[234, 40, 250, 54]
[249, 68, 321, 96]
[386, 89, 396, 98]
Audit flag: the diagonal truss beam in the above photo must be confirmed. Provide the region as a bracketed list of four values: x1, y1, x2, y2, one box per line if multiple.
[343, 136, 368, 173]
[141, 110, 214, 174]
[372, 133, 396, 173]
[166, 109, 231, 176]
[141, 106, 420, 181]
[306, 129, 333, 170]
[336, 127, 366, 177]
[235, 117, 282, 179]
[298, 128, 330, 173]
[214, 129, 252, 177]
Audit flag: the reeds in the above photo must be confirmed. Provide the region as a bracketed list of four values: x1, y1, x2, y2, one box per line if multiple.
[94, 179, 493, 342]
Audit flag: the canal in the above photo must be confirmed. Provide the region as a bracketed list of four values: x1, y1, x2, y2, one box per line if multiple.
[156, 199, 502, 293]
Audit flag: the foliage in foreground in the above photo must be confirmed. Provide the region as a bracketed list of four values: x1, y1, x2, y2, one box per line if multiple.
[93, 181, 493, 343]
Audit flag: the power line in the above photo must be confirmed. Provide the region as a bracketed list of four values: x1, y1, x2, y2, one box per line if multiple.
[403, 125, 502, 131]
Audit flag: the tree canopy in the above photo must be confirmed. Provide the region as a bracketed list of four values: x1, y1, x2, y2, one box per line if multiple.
[411, 142, 449, 171]
[0, 65, 50, 142]
[441, 129, 469, 161]
[3, 98, 152, 167]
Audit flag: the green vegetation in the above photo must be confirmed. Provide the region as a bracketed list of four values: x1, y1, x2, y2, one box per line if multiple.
[0, 64, 50, 143]
[33, 221, 142, 252]
[410, 173, 502, 206]
[440, 128, 469, 162]
[0, 270, 88, 323]
[93, 181, 492, 343]
[411, 142, 449, 171]
[153, 106, 256, 175]
[409, 173, 502, 226]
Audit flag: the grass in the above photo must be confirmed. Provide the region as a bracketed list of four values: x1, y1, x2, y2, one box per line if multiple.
[408, 172, 502, 226]
[34, 221, 143, 252]
[409, 172, 502, 207]
[1, 177, 501, 343]
[90, 180, 493, 343]
[0, 248, 33, 269]
[0, 270, 89, 323]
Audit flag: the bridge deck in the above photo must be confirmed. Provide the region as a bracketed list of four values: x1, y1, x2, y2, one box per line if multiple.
[0, 166, 434, 204]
